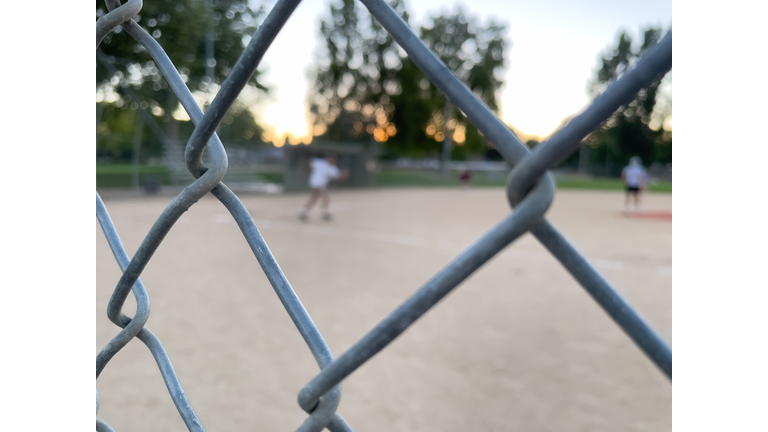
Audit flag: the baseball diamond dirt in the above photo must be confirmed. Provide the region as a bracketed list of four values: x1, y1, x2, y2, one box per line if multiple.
[96, 187, 671, 432]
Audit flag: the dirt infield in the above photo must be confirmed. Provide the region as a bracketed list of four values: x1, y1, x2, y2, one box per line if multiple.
[96, 188, 671, 432]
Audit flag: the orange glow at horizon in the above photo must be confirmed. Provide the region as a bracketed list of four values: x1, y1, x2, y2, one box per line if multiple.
[263, 102, 312, 147]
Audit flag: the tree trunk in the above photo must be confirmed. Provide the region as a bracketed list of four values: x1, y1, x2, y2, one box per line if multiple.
[441, 100, 454, 178]
[578, 143, 589, 175]
[132, 116, 143, 191]
[165, 116, 179, 141]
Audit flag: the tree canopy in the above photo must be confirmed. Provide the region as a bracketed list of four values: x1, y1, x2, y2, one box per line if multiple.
[416, 9, 508, 160]
[96, 0, 269, 161]
[308, 0, 509, 160]
[579, 27, 672, 172]
[308, 0, 410, 146]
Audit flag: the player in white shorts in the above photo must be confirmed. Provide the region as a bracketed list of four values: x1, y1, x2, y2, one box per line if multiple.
[298, 154, 349, 221]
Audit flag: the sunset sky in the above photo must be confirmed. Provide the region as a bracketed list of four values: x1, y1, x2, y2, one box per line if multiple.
[251, 0, 672, 145]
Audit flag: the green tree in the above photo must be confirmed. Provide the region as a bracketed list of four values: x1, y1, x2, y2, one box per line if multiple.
[308, 0, 410, 146]
[96, 0, 268, 161]
[582, 27, 672, 173]
[416, 8, 508, 165]
[309, 1, 509, 160]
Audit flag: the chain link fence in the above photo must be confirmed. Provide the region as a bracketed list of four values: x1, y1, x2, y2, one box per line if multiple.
[95, 1, 672, 430]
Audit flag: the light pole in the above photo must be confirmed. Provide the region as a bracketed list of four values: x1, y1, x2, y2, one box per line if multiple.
[205, 0, 215, 88]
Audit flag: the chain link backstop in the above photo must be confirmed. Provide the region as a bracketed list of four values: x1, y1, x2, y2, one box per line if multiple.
[95, 1, 672, 430]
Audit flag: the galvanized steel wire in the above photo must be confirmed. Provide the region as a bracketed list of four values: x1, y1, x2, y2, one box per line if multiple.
[95, 1, 672, 430]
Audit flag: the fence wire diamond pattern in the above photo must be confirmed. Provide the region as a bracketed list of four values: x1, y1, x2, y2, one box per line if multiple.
[95, 1, 672, 431]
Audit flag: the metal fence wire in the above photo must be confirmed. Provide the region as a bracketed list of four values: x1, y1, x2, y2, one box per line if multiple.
[95, 1, 672, 431]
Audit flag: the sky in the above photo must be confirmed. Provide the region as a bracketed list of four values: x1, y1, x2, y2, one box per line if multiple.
[252, 0, 672, 145]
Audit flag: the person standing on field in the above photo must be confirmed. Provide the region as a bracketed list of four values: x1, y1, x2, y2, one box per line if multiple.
[298, 154, 349, 221]
[459, 169, 472, 188]
[621, 156, 649, 212]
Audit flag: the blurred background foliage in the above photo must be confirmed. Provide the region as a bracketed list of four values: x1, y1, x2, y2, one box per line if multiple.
[96, 0, 671, 174]
[308, 0, 510, 161]
[96, 0, 269, 163]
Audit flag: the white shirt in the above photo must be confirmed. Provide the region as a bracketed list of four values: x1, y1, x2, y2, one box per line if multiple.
[309, 158, 340, 188]
[622, 163, 648, 187]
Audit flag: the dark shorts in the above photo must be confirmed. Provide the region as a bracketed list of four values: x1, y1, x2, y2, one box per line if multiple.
[626, 186, 640, 194]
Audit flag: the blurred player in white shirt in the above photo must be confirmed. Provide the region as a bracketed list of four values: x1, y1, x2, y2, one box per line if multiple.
[621, 156, 649, 212]
[299, 154, 349, 221]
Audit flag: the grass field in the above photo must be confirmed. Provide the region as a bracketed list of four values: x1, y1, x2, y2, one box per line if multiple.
[97, 164, 672, 192]
[557, 175, 672, 192]
[96, 164, 283, 188]
[96, 164, 173, 188]
[374, 169, 507, 187]
[375, 169, 673, 192]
